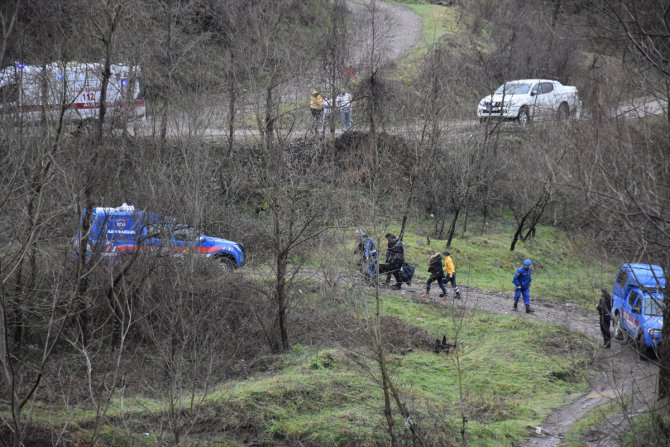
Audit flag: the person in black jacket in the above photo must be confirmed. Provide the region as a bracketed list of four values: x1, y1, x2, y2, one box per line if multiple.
[379, 233, 404, 289]
[421, 250, 447, 299]
[597, 289, 613, 348]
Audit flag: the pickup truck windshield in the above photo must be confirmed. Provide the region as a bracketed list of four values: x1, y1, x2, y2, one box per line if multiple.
[495, 83, 531, 95]
[644, 296, 664, 317]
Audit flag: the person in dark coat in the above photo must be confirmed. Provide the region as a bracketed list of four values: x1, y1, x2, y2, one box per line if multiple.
[513, 259, 534, 313]
[379, 233, 404, 289]
[421, 250, 447, 299]
[597, 289, 613, 348]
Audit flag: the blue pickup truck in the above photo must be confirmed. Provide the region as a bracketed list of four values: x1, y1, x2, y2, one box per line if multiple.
[73, 203, 245, 270]
[611, 263, 665, 358]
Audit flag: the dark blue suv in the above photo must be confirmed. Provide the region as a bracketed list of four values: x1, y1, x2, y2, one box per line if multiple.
[611, 263, 665, 357]
[74, 203, 245, 270]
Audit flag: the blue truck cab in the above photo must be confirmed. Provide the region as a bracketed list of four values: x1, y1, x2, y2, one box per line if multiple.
[611, 263, 665, 357]
[74, 203, 245, 270]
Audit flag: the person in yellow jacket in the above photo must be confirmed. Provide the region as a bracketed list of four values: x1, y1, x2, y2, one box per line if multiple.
[309, 90, 324, 134]
[442, 250, 461, 299]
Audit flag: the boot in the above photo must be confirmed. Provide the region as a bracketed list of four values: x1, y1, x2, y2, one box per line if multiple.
[513, 301, 518, 311]
[455, 290, 461, 300]
[525, 305, 534, 314]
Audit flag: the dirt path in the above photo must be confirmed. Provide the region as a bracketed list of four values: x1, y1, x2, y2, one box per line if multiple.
[392, 283, 659, 446]
[345, 0, 423, 68]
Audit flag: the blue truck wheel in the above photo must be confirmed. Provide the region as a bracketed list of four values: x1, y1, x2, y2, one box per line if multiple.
[613, 313, 625, 340]
[217, 255, 236, 272]
[636, 334, 651, 361]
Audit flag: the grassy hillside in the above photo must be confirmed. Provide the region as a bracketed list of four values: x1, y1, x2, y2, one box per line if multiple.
[400, 1, 461, 51]
[27, 293, 594, 446]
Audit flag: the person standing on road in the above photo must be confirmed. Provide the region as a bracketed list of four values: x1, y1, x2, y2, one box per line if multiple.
[309, 90, 324, 134]
[421, 250, 447, 299]
[442, 250, 461, 299]
[513, 259, 534, 313]
[379, 233, 404, 290]
[336, 90, 352, 132]
[322, 95, 333, 135]
[597, 289, 613, 348]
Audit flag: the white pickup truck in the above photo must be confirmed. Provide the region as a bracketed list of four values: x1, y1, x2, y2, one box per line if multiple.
[477, 79, 580, 124]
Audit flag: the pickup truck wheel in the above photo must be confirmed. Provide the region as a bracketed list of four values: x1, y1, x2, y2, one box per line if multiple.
[517, 107, 530, 124]
[557, 102, 570, 121]
[217, 256, 236, 272]
[613, 313, 625, 340]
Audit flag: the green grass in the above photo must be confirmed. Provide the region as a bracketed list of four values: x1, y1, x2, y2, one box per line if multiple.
[621, 408, 670, 447]
[391, 1, 460, 81]
[400, 1, 460, 49]
[561, 400, 625, 447]
[24, 288, 595, 446]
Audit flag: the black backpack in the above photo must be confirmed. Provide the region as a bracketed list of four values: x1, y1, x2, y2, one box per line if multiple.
[400, 263, 415, 285]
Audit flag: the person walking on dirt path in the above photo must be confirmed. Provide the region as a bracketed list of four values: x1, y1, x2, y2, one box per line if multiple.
[442, 250, 461, 299]
[336, 90, 352, 132]
[513, 259, 534, 313]
[380, 233, 404, 290]
[421, 249, 447, 299]
[309, 90, 324, 134]
[354, 229, 377, 281]
[382, 233, 394, 286]
[597, 289, 613, 348]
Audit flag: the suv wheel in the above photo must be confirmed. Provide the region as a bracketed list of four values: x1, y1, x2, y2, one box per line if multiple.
[557, 102, 570, 121]
[613, 313, 625, 340]
[217, 256, 236, 272]
[517, 106, 530, 124]
[637, 334, 650, 361]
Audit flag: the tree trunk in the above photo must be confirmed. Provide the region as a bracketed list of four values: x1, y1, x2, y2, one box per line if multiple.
[227, 53, 236, 155]
[658, 291, 670, 399]
[276, 254, 289, 352]
[462, 207, 469, 236]
[510, 212, 529, 251]
[446, 207, 461, 247]
[378, 349, 398, 446]
[97, 45, 112, 142]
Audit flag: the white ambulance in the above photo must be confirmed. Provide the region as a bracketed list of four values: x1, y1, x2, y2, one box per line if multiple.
[0, 61, 146, 127]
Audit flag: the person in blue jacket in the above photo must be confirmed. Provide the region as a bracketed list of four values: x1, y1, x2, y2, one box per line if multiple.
[354, 230, 377, 281]
[513, 259, 534, 313]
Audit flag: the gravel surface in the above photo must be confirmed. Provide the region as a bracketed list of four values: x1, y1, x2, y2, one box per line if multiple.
[345, 0, 423, 69]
